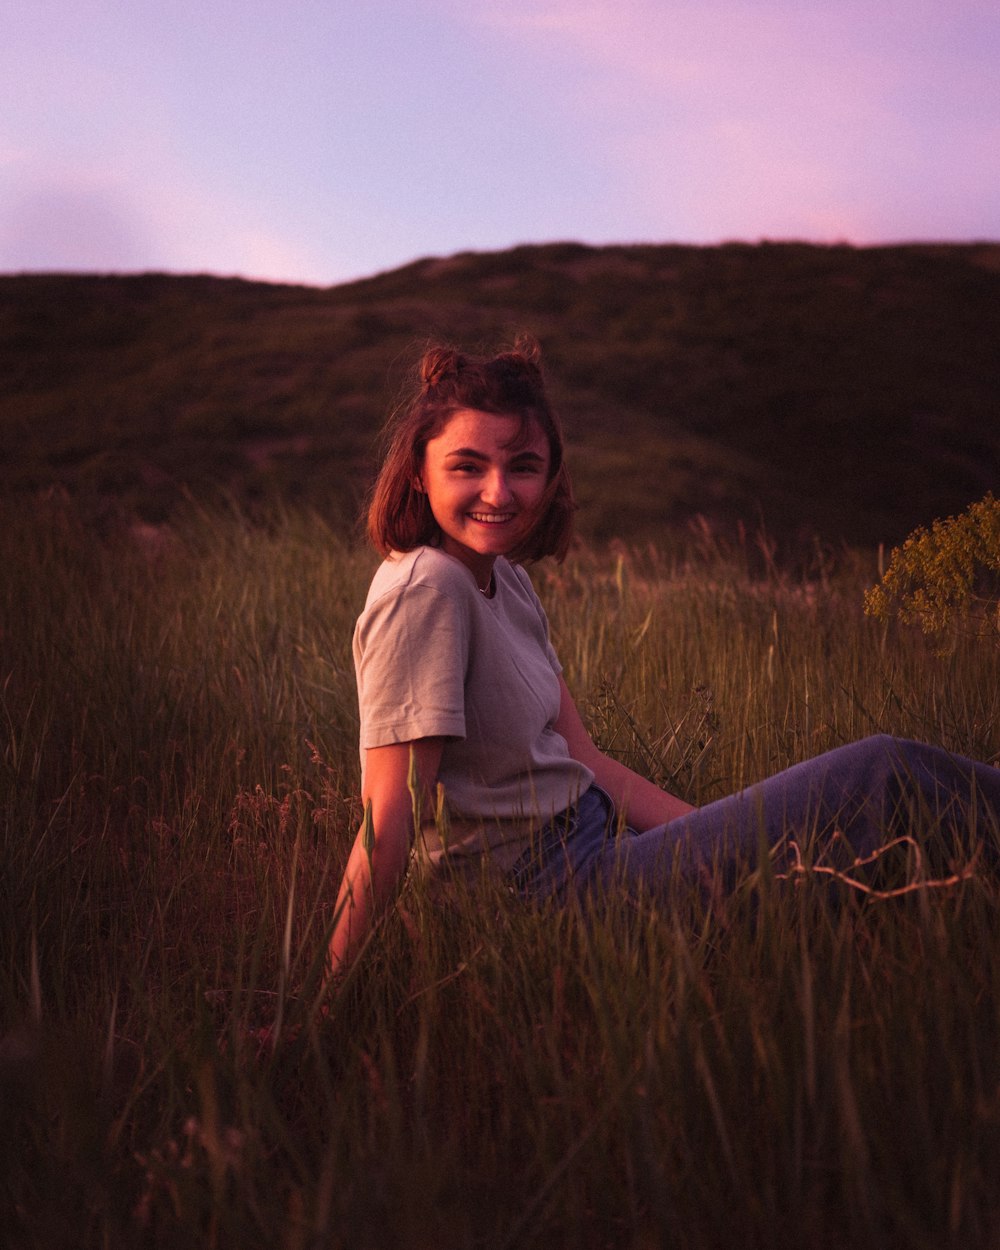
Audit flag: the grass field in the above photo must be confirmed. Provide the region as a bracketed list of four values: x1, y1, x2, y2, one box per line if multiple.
[3, 495, 1000, 1249]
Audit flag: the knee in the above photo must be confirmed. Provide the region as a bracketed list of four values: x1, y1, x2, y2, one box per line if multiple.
[862, 733, 900, 752]
[853, 734, 956, 802]
[846, 734, 903, 771]
[856, 733, 937, 769]
[863, 733, 944, 773]
[843, 734, 913, 798]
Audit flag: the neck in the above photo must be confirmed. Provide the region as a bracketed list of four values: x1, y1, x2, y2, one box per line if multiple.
[433, 537, 498, 593]
[461, 551, 497, 592]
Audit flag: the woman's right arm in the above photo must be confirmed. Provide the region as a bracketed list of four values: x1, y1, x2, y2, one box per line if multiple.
[326, 738, 444, 983]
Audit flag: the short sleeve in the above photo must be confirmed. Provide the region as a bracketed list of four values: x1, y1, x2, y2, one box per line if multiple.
[354, 583, 470, 748]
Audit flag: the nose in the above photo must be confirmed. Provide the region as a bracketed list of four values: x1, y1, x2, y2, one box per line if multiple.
[481, 470, 513, 507]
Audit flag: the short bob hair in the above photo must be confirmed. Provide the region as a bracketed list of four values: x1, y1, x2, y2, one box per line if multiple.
[366, 334, 576, 563]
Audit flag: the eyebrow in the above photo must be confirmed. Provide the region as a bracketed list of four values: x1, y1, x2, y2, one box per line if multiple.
[445, 447, 546, 462]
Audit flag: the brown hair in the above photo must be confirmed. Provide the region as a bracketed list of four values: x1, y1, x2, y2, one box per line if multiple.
[366, 334, 576, 562]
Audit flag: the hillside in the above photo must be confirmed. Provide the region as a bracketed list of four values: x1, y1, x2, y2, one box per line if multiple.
[2, 241, 999, 549]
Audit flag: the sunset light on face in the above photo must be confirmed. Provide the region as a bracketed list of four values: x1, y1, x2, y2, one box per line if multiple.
[2, 0, 998, 285]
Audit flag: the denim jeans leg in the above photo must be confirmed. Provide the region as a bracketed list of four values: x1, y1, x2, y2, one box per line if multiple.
[584, 734, 1000, 897]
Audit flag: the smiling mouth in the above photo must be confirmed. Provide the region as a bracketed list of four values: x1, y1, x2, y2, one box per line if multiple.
[468, 512, 515, 524]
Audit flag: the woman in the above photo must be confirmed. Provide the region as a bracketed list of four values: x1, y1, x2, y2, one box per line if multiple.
[328, 337, 1000, 978]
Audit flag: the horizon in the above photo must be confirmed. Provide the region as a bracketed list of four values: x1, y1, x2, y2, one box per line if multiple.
[6, 236, 1000, 294]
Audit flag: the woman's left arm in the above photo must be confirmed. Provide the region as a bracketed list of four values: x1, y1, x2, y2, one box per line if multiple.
[553, 676, 696, 831]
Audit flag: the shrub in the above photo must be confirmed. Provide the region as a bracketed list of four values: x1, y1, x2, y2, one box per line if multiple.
[864, 492, 1000, 641]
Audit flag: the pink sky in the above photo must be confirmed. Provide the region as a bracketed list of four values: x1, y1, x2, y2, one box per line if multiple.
[2, 0, 998, 285]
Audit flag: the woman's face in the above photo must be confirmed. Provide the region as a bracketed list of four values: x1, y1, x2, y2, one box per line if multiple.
[419, 408, 551, 585]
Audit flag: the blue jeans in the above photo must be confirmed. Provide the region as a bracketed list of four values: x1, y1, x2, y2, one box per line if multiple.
[510, 735, 1000, 902]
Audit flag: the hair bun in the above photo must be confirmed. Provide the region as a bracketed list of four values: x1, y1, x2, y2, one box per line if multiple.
[512, 333, 541, 367]
[420, 346, 461, 390]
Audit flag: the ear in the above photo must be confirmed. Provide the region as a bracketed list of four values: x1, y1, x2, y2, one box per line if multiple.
[412, 475, 425, 494]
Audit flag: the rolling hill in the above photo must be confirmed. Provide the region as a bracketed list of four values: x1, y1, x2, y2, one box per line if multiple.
[2, 240, 999, 551]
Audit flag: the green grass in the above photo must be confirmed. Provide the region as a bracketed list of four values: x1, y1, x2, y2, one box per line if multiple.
[3, 496, 1000, 1249]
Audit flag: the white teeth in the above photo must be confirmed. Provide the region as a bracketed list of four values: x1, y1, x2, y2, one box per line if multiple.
[469, 513, 513, 523]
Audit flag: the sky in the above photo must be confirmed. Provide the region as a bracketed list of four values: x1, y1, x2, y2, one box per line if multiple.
[3, 0, 999, 287]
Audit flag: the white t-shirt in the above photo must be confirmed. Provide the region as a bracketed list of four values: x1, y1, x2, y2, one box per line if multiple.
[353, 546, 594, 876]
